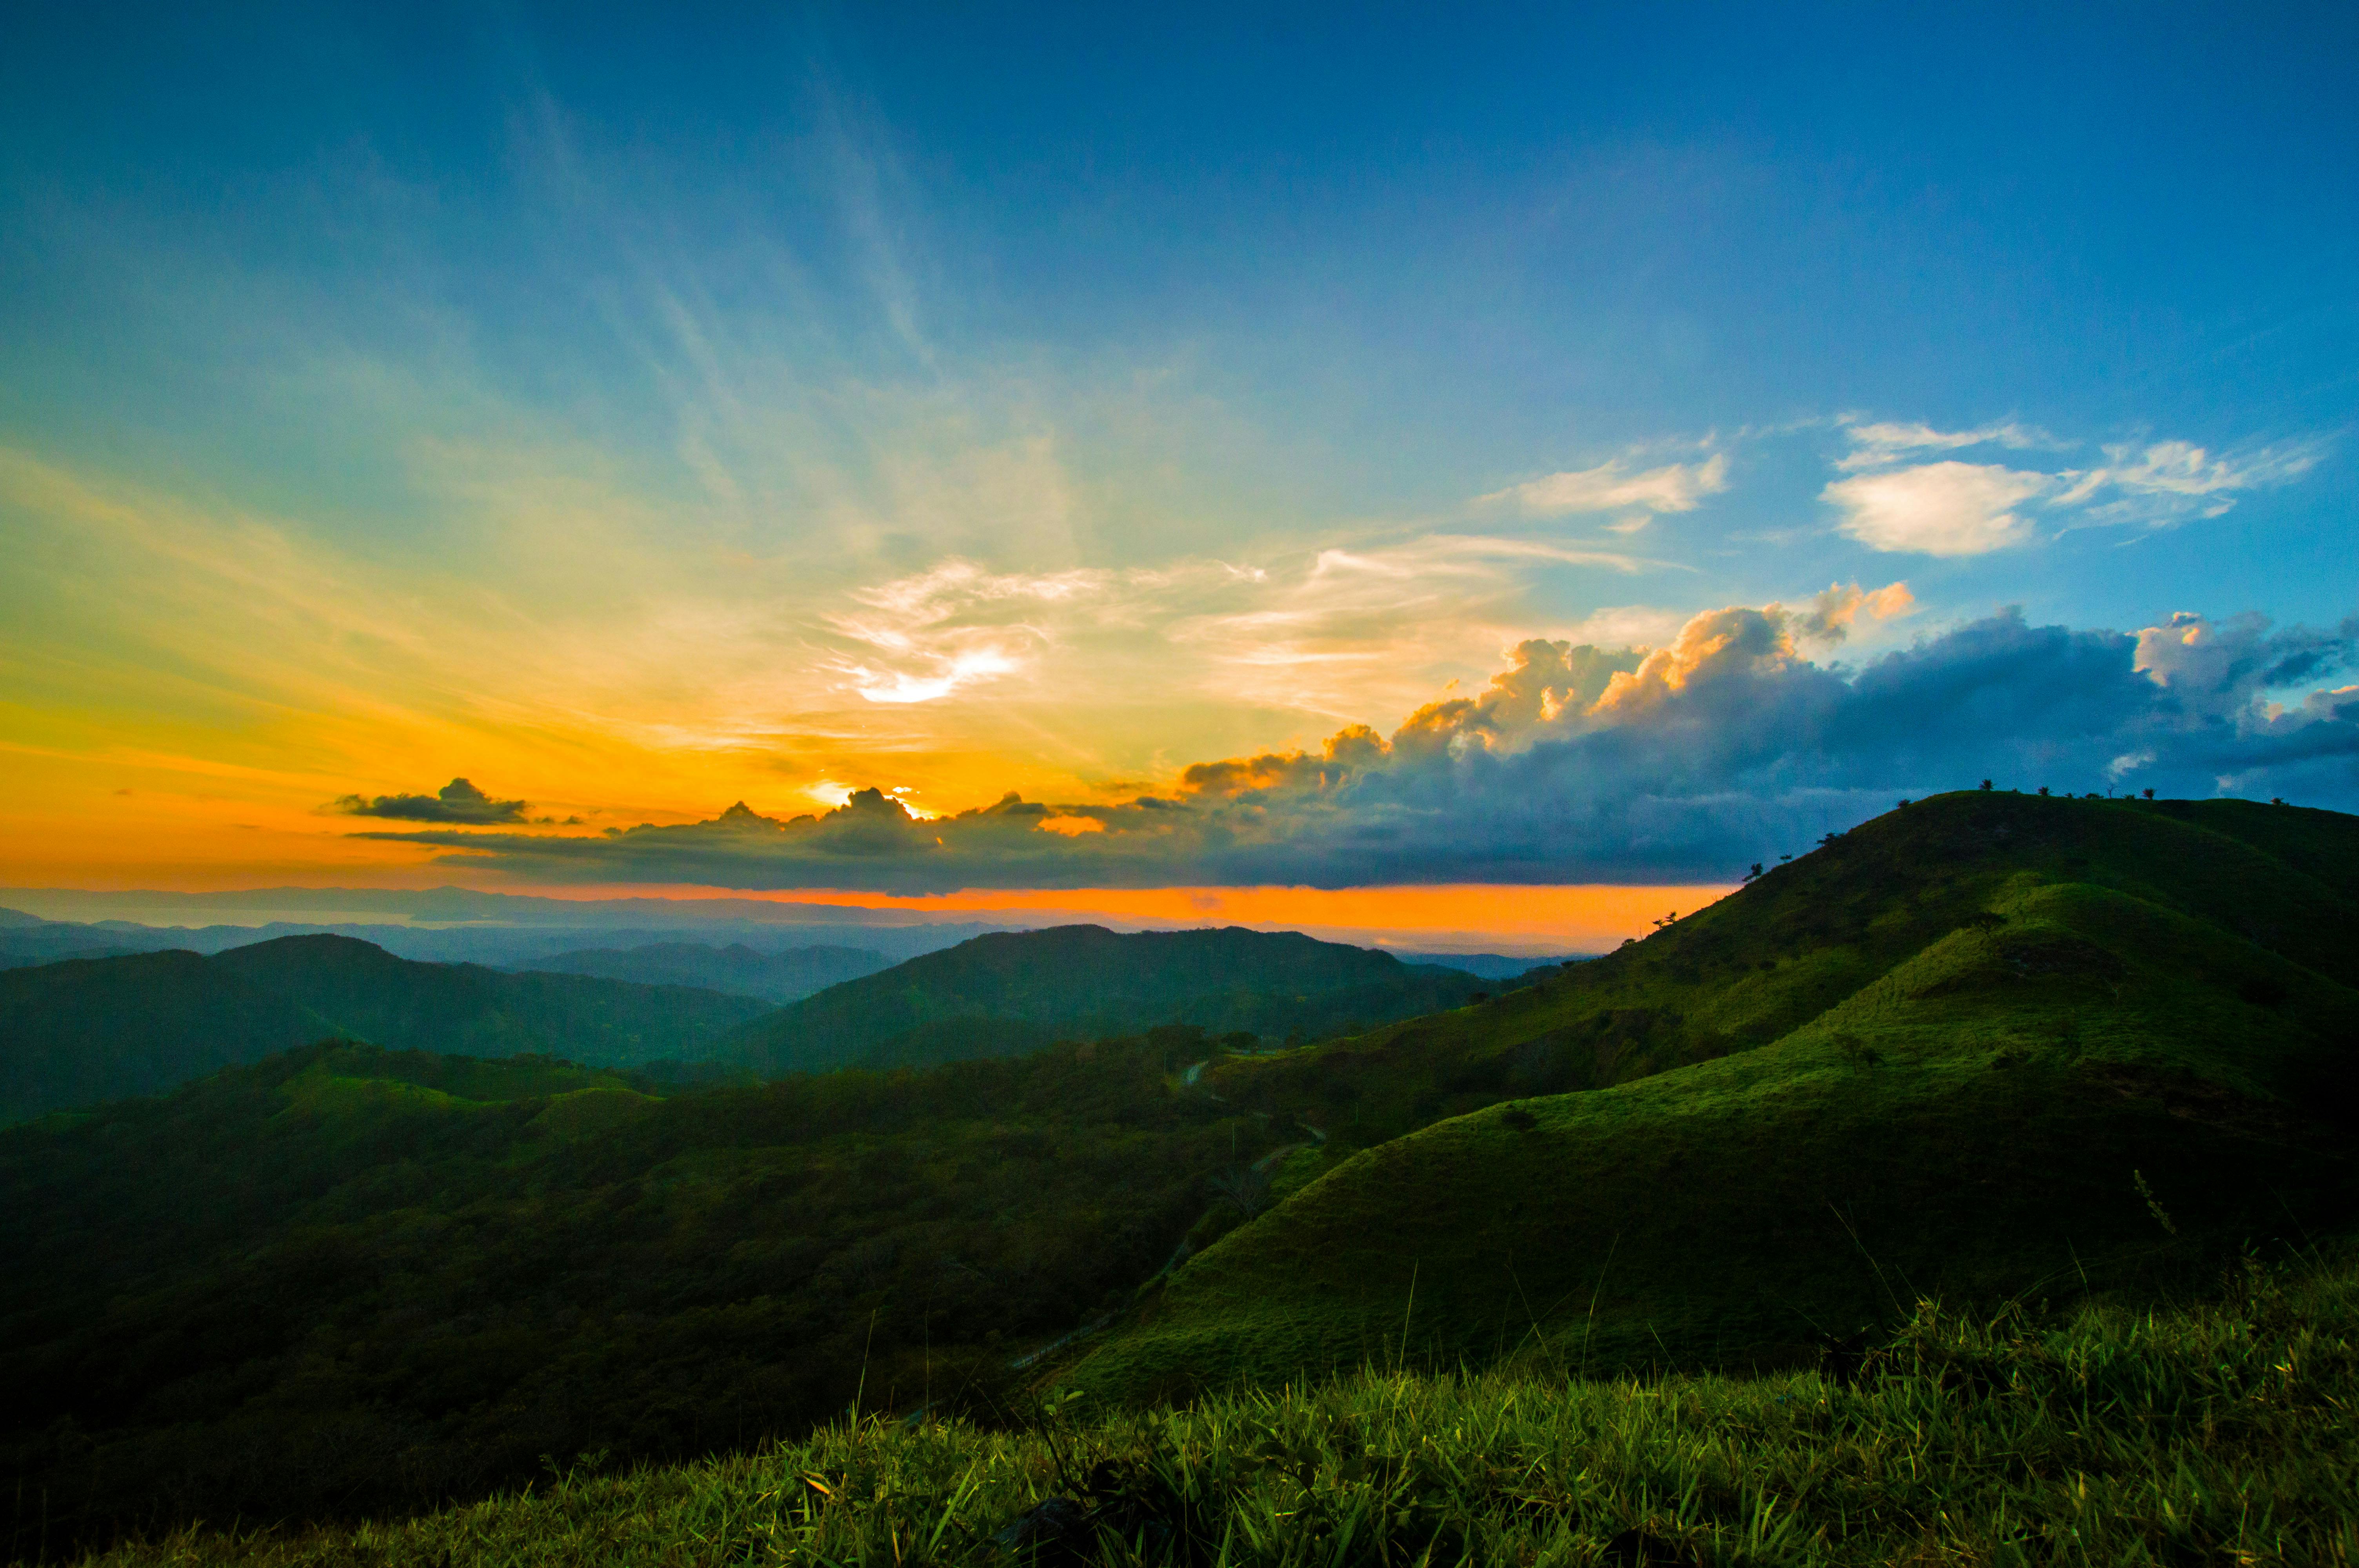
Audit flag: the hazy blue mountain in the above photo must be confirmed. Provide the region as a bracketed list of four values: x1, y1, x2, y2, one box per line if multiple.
[0, 935, 768, 1121]
[0, 911, 189, 969]
[516, 942, 894, 1002]
[0, 904, 1016, 969]
[1385, 951, 1577, 980]
[723, 924, 1488, 1075]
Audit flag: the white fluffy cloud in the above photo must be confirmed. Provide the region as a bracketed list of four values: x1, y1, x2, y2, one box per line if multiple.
[1821, 462, 2052, 556]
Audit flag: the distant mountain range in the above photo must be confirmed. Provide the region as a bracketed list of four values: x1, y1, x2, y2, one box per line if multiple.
[0, 924, 1496, 1121]
[1385, 950, 1570, 980]
[721, 924, 1494, 1075]
[0, 935, 768, 1122]
[515, 941, 895, 1002]
[0, 906, 983, 969]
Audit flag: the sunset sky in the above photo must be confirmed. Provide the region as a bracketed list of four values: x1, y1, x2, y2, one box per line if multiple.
[3, 5, 2354, 948]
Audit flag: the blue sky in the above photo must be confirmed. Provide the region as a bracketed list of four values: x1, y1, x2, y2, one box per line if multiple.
[1, 2, 2354, 901]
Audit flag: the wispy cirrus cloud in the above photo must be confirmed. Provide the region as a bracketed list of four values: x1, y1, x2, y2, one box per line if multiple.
[2054, 439, 2327, 524]
[1478, 452, 1728, 521]
[1832, 418, 2052, 472]
[811, 535, 1670, 726]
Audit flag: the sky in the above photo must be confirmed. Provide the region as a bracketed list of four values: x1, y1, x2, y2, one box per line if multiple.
[2, 3, 2355, 947]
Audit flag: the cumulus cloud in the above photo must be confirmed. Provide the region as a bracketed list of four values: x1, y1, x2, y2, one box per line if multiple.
[1822, 462, 2051, 556]
[1787, 580, 1916, 642]
[1481, 453, 1728, 518]
[355, 597, 2359, 891]
[334, 777, 530, 824]
[1826, 418, 2329, 555]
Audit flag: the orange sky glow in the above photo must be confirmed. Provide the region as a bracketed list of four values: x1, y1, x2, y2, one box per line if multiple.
[456, 881, 1737, 955]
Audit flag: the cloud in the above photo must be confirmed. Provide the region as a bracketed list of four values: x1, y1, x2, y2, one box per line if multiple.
[1826, 421, 2328, 554]
[1834, 419, 2048, 472]
[1822, 462, 2052, 556]
[1786, 580, 1916, 643]
[335, 777, 530, 824]
[355, 597, 2359, 891]
[1482, 453, 1728, 517]
[2052, 439, 2326, 524]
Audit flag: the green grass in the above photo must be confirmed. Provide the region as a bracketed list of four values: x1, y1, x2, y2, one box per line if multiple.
[58, 1248, 2359, 1566]
[1064, 793, 2359, 1401]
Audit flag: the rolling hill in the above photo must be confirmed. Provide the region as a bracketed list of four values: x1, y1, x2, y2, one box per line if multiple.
[10, 791, 2358, 1552]
[718, 924, 1493, 1075]
[0, 935, 769, 1121]
[516, 940, 894, 1002]
[1060, 791, 2359, 1400]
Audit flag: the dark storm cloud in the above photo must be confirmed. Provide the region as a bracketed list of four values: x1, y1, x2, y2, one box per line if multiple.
[334, 777, 531, 825]
[355, 607, 2359, 891]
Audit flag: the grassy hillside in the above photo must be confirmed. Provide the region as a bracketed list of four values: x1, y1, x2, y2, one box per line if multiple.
[1064, 791, 2359, 1399]
[516, 941, 895, 1002]
[0, 1031, 1285, 1553]
[723, 924, 1490, 1076]
[65, 1247, 2359, 1566]
[0, 935, 769, 1121]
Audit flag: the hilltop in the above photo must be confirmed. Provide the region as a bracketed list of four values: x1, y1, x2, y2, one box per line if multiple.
[1062, 791, 2359, 1399]
[720, 924, 1491, 1075]
[0, 935, 768, 1121]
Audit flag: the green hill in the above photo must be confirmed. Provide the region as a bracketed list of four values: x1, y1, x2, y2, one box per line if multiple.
[721, 924, 1489, 1075]
[1061, 791, 2359, 1401]
[516, 940, 894, 1002]
[0, 935, 769, 1121]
